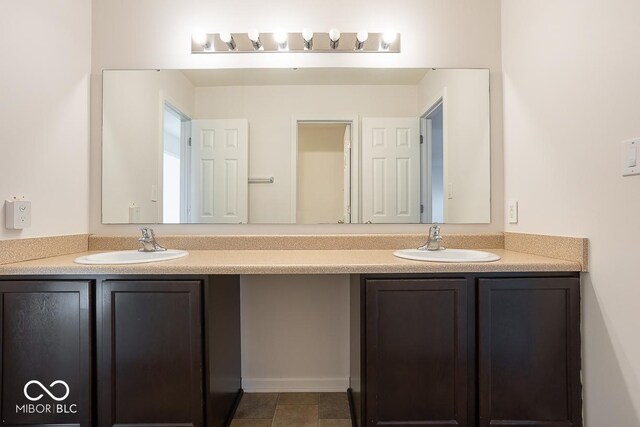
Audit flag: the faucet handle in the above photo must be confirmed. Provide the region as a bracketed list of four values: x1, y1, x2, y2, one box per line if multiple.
[137, 227, 166, 252]
[138, 227, 154, 239]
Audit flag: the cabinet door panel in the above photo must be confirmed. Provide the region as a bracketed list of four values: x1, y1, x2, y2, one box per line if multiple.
[365, 278, 469, 427]
[0, 281, 91, 426]
[478, 278, 582, 427]
[100, 280, 203, 427]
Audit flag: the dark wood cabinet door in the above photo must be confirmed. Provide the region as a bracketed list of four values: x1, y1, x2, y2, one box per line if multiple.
[365, 278, 470, 427]
[478, 277, 582, 427]
[99, 280, 203, 427]
[0, 280, 91, 426]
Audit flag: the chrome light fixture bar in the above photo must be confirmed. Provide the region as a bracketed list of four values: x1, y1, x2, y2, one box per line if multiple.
[191, 31, 400, 53]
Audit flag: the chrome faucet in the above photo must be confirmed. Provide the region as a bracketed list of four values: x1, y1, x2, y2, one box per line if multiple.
[138, 227, 166, 252]
[418, 224, 445, 251]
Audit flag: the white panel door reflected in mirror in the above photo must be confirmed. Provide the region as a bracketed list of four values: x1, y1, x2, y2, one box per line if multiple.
[101, 68, 490, 224]
[190, 119, 248, 224]
[361, 117, 421, 224]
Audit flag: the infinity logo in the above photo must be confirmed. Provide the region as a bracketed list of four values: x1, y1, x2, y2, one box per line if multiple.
[23, 380, 70, 402]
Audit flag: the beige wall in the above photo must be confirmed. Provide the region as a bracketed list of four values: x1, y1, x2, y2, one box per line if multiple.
[418, 69, 491, 223]
[0, 0, 91, 240]
[241, 275, 350, 391]
[502, 0, 640, 425]
[89, 0, 503, 391]
[102, 70, 195, 223]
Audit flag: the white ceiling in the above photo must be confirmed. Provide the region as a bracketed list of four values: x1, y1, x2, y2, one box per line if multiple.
[180, 68, 431, 87]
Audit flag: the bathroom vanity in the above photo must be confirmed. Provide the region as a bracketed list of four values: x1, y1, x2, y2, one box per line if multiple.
[0, 275, 239, 427]
[0, 242, 585, 427]
[349, 273, 581, 427]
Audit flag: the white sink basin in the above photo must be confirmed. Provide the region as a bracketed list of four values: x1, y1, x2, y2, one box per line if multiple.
[74, 249, 188, 265]
[394, 248, 501, 263]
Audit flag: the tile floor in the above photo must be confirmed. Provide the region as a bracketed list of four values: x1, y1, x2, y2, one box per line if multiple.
[231, 392, 352, 427]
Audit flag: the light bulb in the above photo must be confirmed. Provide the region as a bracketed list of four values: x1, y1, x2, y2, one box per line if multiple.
[192, 32, 208, 46]
[248, 29, 262, 50]
[273, 30, 288, 44]
[302, 28, 313, 50]
[248, 29, 260, 42]
[273, 29, 288, 50]
[329, 28, 340, 49]
[219, 31, 236, 50]
[355, 31, 368, 50]
[382, 31, 397, 44]
[302, 28, 313, 41]
[380, 31, 398, 51]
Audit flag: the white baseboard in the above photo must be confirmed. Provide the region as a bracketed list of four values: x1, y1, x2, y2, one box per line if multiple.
[242, 377, 349, 393]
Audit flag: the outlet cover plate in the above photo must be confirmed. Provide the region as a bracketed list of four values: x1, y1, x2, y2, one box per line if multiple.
[508, 200, 518, 224]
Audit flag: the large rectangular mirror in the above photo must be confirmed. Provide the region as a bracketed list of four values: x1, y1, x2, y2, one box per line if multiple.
[102, 68, 490, 224]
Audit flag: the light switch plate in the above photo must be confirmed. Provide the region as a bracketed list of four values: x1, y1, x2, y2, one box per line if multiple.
[622, 138, 640, 176]
[508, 200, 518, 224]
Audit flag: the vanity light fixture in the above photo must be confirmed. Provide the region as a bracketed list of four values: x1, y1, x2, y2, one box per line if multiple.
[248, 29, 263, 50]
[302, 28, 314, 50]
[191, 30, 400, 53]
[329, 28, 340, 49]
[273, 29, 288, 51]
[355, 31, 368, 50]
[219, 32, 236, 51]
[380, 31, 397, 51]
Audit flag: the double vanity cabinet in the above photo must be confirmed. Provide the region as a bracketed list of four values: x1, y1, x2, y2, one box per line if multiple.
[0, 271, 582, 427]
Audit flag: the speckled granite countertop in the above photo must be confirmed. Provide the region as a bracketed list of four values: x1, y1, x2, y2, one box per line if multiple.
[0, 248, 582, 275]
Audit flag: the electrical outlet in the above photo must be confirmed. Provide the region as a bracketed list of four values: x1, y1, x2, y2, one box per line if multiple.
[508, 200, 518, 224]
